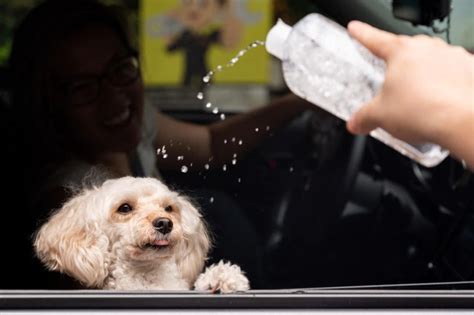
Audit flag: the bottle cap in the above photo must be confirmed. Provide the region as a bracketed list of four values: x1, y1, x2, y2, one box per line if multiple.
[265, 19, 292, 60]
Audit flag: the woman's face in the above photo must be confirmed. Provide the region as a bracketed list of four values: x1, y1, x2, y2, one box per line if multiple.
[50, 25, 144, 159]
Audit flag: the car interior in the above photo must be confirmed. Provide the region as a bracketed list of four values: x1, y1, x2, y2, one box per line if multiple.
[1, 0, 473, 297]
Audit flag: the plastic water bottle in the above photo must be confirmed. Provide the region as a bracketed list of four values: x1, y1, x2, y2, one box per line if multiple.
[265, 13, 449, 167]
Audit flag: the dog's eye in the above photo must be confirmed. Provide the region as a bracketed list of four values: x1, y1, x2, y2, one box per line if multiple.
[164, 205, 173, 212]
[117, 203, 133, 214]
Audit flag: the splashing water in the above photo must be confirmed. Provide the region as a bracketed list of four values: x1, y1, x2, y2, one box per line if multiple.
[197, 40, 266, 118]
[181, 165, 188, 173]
[202, 40, 265, 86]
[193, 40, 265, 180]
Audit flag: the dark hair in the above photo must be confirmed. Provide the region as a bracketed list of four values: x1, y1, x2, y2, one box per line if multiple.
[9, 0, 137, 196]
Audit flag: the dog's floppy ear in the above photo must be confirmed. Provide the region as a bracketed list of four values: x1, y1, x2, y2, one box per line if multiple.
[33, 189, 110, 288]
[175, 196, 211, 284]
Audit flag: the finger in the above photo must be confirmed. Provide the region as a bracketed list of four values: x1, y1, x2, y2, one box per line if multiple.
[347, 96, 381, 135]
[347, 20, 398, 60]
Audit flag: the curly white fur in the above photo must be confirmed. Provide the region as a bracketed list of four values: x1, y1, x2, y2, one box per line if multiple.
[34, 176, 249, 292]
[195, 261, 250, 293]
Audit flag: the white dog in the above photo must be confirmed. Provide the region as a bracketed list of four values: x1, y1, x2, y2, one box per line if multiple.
[34, 176, 250, 292]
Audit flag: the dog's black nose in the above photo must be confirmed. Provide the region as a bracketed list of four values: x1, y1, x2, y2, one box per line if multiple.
[153, 218, 173, 234]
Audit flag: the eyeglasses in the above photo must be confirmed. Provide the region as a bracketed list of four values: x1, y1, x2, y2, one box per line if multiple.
[60, 55, 140, 107]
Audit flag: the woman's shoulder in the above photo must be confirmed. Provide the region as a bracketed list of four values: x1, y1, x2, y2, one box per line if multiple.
[49, 160, 110, 190]
[32, 160, 112, 217]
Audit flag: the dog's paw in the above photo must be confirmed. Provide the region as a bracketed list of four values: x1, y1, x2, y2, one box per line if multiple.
[193, 260, 250, 293]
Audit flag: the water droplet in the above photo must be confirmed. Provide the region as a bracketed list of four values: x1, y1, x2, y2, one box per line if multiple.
[205, 102, 212, 109]
[237, 178, 241, 183]
[238, 140, 243, 145]
[216, 65, 223, 71]
[212, 107, 219, 114]
[204, 163, 210, 170]
[156, 148, 161, 155]
[237, 50, 245, 57]
[189, 163, 193, 167]
[220, 113, 226, 120]
[181, 165, 188, 173]
[289, 166, 294, 172]
[203, 75, 210, 83]
[266, 126, 270, 131]
[233, 153, 237, 158]
[177, 156, 184, 161]
[231, 137, 236, 142]
[224, 139, 227, 144]
[232, 159, 237, 165]
[163, 154, 168, 159]
[222, 164, 227, 171]
[197, 92, 204, 100]
[209, 197, 214, 203]
[255, 127, 259, 132]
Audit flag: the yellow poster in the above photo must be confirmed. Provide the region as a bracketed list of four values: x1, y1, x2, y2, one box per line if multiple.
[140, 0, 272, 87]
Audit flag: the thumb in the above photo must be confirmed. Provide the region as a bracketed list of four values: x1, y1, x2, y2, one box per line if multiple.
[347, 95, 381, 135]
[347, 20, 398, 60]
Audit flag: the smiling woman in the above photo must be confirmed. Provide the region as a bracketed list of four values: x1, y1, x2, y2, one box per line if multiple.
[49, 25, 145, 158]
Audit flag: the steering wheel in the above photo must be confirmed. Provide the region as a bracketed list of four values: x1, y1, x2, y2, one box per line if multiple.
[265, 109, 366, 252]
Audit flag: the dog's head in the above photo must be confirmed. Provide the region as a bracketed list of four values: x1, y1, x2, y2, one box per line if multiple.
[34, 176, 211, 288]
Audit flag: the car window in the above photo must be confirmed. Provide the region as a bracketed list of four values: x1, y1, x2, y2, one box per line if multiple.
[1, 0, 473, 306]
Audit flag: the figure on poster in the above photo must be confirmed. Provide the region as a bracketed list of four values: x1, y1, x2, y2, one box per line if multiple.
[146, 0, 262, 87]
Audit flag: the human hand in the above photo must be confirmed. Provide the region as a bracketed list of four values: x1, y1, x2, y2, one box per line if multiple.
[346, 21, 474, 148]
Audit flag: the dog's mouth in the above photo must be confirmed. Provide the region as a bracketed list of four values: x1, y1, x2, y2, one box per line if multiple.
[142, 239, 170, 250]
